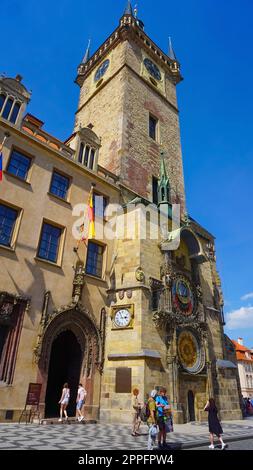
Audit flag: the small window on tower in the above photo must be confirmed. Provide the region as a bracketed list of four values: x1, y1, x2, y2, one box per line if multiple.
[149, 114, 158, 141]
[152, 176, 158, 204]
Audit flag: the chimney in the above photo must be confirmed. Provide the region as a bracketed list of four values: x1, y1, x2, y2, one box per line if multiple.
[238, 337, 243, 345]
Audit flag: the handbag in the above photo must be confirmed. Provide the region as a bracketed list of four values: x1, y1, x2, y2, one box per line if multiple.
[165, 416, 174, 433]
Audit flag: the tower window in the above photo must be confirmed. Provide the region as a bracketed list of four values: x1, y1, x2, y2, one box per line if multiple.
[152, 176, 158, 204]
[149, 114, 158, 141]
[78, 143, 96, 170]
[7, 149, 32, 181]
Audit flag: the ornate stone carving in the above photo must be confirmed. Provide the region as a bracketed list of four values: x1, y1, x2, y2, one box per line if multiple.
[126, 289, 132, 299]
[118, 290, 124, 300]
[0, 292, 30, 326]
[135, 266, 145, 282]
[72, 261, 85, 304]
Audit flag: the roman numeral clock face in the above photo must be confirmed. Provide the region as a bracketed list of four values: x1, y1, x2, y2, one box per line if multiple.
[94, 59, 110, 82]
[114, 309, 131, 328]
[143, 58, 161, 81]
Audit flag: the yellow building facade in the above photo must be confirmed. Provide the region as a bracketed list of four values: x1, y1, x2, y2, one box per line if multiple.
[0, 4, 242, 423]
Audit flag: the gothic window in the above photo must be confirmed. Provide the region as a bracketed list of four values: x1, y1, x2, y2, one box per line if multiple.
[7, 149, 32, 181]
[152, 176, 158, 205]
[149, 114, 158, 141]
[78, 143, 96, 170]
[152, 289, 160, 310]
[85, 241, 104, 278]
[37, 222, 63, 263]
[0, 203, 18, 247]
[0, 297, 27, 384]
[50, 171, 70, 200]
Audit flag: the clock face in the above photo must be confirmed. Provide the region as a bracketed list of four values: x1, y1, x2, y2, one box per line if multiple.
[94, 59, 110, 82]
[114, 309, 131, 328]
[178, 330, 205, 374]
[172, 275, 197, 316]
[143, 58, 161, 81]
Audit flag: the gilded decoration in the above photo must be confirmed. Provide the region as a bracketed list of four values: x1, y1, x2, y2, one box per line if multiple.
[177, 330, 205, 374]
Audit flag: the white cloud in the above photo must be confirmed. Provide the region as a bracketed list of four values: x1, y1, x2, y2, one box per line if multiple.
[226, 306, 253, 330]
[241, 292, 253, 301]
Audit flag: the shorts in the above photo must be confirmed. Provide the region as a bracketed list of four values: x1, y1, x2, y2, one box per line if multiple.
[61, 399, 69, 405]
[76, 400, 84, 410]
[157, 416, 166, 431]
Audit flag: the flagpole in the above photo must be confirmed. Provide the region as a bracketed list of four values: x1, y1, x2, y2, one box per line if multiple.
[0, 132, 10, 152]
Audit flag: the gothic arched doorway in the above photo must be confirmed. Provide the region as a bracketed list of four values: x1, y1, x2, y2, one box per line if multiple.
[188, 390, 195, 422]
[45, 330, 82, 417]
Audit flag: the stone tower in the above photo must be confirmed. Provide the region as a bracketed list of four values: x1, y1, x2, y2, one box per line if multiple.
[75, 3, 242, 424]
[75, 4, 185, 209]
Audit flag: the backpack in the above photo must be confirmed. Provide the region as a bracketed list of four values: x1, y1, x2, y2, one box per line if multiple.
[140, 402, 150, 422]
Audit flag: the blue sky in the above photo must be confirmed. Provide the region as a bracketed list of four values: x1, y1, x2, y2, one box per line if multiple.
[2, 0, 253, 347]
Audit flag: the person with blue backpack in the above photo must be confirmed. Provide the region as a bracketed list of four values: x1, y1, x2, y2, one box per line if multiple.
[155, 387, 170, 449]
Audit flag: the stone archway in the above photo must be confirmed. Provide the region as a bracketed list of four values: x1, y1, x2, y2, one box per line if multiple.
[38, 303, 103, 418]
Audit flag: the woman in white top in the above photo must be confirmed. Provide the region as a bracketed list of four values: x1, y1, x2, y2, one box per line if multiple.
[58, 382, 70, 421]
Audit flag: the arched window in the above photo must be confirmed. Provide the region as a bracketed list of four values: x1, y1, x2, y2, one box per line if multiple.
[2, 97, 14, 120]
[9, 102, 21, 124]
[0, 93, 6, 113]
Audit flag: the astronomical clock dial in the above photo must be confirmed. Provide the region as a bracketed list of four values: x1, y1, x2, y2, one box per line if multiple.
[171, 275, 197, 316]
[143, 58, 161, 81]
[111, 305, 134, 329]
[94, 59, 110, 82]
[178, 330, 205, 374]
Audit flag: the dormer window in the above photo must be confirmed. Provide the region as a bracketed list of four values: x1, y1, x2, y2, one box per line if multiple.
[0, 93, 6, 112]
[78, 143, 96, 170]
[1, 96, 21, 124]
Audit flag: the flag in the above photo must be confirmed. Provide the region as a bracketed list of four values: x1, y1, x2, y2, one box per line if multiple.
[0, 152, 3, 181]
[77, 187, 96, 247]
[87, 190, 95, 239]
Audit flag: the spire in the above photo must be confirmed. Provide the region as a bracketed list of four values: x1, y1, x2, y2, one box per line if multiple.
[124, 0, 133, 15]
[168, 37, 177, 61]
[158, 150, 170, 205]
[82, 39, 91, 64]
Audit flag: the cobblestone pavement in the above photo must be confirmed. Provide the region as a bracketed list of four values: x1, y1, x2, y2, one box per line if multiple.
[188, 438, 253, 450]
[0, 418, 253, 450]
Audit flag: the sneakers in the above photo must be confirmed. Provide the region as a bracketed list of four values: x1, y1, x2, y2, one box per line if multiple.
[58, 418, 62, 422]
[221, 443, 226, 450]
[208, 444, 214, 449]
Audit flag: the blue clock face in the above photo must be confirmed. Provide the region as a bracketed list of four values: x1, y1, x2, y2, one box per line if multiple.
[144, 58, 161, 81]
[94, 59, 110, 82]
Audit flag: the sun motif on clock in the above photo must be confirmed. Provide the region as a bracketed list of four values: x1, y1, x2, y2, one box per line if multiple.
[171, 275, 197, 316]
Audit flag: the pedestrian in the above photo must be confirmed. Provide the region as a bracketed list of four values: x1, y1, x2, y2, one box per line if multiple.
[147, 389, 158, 450]
[131, 388, 142, 436]
[155, 387, 170, 449]
[58, 382, 70, 422]
[204, 398, 226, 449]
[76, 383, 87, 422]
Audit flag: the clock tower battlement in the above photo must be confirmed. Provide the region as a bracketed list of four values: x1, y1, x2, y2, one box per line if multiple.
[75, 2, 185, 209]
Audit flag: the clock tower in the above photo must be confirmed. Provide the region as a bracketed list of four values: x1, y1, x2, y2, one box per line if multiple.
[74, 2, 242, 425]
[75, 3, 185, 208]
